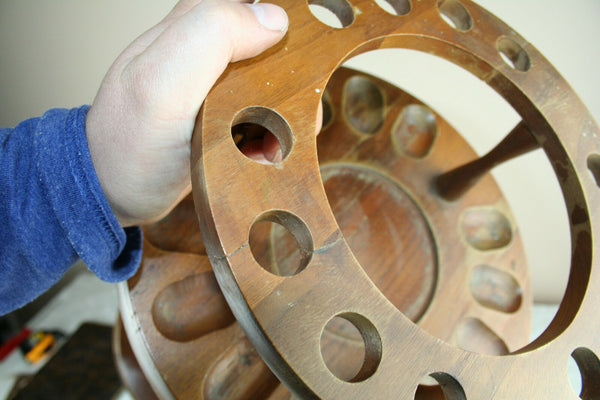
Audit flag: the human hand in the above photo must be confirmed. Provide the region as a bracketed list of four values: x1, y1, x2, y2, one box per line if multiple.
[85, 0, 289, 227]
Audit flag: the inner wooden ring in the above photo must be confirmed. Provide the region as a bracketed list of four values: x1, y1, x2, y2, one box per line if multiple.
[191, 0, 598, 397]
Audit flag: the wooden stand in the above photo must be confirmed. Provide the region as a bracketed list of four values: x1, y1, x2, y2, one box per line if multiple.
[189, 0, 600, 398]
[118, 1, 599, 398]
[119, 67, 532, 399]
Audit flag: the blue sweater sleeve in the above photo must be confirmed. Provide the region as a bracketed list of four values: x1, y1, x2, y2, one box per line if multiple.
[0, 106, 142, 315]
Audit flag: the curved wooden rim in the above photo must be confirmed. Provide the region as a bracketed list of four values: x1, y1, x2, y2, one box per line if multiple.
[192, 0, 599, 397]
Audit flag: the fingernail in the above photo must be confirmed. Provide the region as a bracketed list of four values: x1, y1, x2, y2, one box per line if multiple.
[248, 3, 289, 32]
[264, 144, 282, 163]
[270, 148, 283, 163]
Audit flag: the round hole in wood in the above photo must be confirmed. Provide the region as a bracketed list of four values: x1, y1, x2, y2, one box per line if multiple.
[374, 0, 411, 16]
[392, 104, 438, 158]
[249, 210, 313, 276]
[570, 347, 600, 400]
[320, 316, 364, 382]
[470, 264, 522, 313]
[497, 36, 531, 72]
[461, 207, 513, 251]
[414, 383, 446, 400]
[343, 75, 385, 134]
[416, 373, 466, 400]
[588, 154, 600, 187]
[320, 313, 382, 383]
[308, 0, 354, 28]
[437, 0, 472, 31]
[231, 106, 292, 164]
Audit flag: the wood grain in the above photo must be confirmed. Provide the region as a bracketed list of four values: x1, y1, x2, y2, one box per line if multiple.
[190, 0, 600, 398]
[119, 65, 535, 399]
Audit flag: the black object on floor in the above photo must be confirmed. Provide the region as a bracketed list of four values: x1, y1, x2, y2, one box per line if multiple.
[10, 322, 121, 400]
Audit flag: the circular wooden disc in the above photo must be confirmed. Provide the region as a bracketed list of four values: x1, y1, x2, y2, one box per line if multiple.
[119, 65, 532, 399]
[190, 0, 600, 399]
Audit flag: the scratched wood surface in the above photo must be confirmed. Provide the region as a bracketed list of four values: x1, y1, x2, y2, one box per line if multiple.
[187, 0, 600, 398]
[117, 65, 535, 399]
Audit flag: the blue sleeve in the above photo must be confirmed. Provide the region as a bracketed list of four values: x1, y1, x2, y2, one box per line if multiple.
[0, 106, 142, 315]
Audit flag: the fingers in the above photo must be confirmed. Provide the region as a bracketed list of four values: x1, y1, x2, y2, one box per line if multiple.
[240, 100, 324, 163]
[262, 132, 283, 163]
[316, 100, 323, 136]
[123, 0, 288, 123]
[242, 3, 289, 44]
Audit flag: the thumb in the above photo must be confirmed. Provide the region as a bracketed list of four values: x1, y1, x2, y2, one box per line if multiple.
[123, 0, 288, 122]
[233, 2, 289, 60]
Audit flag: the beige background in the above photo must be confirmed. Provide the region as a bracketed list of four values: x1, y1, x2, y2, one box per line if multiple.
[0, 0, 598, 303]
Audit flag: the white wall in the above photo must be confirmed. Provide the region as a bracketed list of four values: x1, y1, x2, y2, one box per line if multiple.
[1, 0, 598, 303]
[0, 0, 174, 126]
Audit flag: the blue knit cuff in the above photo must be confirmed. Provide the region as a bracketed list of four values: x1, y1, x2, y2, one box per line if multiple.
[36, 106, 142, 282]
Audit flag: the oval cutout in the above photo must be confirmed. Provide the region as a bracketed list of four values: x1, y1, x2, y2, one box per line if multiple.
[374, 0, 411, 16]
[456, 318, 509, 355]
[461, 208, 512, 251]
[343, 75, 385, 134]
[415, 372, 466, 400]
[308, 0, 354, 28]
[392, 104, 438, 158]
[497, 36, 531, 72]
[152, 272, 235, 342]
[470, 265, 522, 313]
[438, 0, 473, 31]
[204, 336, 279, 400]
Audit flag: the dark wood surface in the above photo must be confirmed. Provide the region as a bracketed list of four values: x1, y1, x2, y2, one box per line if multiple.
[120, 64, 536, 399]
[189, 0, 600, 398]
